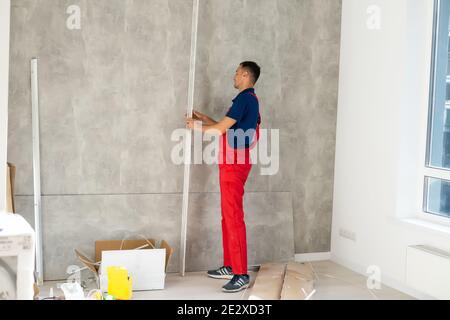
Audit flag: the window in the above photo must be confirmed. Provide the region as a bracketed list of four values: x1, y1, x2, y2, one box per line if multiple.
[426, 0, 450, 218]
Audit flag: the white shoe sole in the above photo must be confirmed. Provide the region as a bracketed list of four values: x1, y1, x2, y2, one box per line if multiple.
[222, 283, 249, 293]
[207, 273, 233, 280]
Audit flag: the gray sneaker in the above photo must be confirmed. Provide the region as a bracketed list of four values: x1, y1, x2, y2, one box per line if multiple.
[207, 266, 234, 280]
[222, 275, 250, 293]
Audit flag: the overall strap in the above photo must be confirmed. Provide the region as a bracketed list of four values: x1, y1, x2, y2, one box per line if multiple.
[248, 92, 261, 150]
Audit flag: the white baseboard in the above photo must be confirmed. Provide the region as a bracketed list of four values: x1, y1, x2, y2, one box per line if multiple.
[295, 252, 331, 262]
[330, 253, 435, 300]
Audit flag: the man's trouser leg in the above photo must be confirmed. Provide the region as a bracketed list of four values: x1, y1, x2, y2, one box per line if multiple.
[219, 163, 252, 275]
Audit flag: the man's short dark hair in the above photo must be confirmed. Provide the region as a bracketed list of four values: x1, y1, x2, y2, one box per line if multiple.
[240, 61, 261, 84]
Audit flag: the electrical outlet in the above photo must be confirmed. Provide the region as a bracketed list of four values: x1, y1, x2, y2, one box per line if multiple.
[339, 228, 356, 242]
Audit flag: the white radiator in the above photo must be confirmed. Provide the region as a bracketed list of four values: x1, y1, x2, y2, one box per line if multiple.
[406, 245, 450, 300]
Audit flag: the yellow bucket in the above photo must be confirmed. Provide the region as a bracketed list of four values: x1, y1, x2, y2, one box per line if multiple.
[107, 266, 133, 300]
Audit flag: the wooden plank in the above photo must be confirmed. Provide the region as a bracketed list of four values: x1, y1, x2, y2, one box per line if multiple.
[249, 263, 286, 300]
[280, 262, 315, 300]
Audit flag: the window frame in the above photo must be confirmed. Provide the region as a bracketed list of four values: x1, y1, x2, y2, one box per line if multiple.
[421, 0, 450, 223]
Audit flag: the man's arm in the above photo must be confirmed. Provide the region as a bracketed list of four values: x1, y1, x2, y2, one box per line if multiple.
[186, 116, 236, 135]
[192, 110, 218, 126]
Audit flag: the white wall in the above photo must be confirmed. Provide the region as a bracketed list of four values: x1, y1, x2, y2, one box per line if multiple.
[332, 0, 450, 299]
[0, 0, 11, 212]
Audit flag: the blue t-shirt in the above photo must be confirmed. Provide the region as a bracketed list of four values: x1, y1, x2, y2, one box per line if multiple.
[226, 88, 260, 149]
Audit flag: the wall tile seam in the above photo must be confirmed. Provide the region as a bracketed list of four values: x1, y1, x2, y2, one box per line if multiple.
[14, 191, 293, 197]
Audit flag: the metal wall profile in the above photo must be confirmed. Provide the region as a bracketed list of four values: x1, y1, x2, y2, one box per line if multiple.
[31, 57, 44, 284]
[180, 0, 200, 277]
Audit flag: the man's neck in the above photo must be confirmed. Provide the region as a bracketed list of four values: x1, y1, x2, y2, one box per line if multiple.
[239, 85, 254, 93]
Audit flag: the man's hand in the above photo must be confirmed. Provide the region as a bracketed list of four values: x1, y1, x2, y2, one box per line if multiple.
[185, 110, 218, 126]
[192, 110, 208, 122]
[186, 117, 197, 130]
[185, 108, 235, 134]
[186, 116, 236, 135]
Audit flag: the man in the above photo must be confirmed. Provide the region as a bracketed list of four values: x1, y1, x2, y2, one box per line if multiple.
[186, 61, 261, 293]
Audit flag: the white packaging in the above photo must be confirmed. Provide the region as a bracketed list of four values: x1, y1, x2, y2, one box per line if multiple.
[100, 248, 167, 292]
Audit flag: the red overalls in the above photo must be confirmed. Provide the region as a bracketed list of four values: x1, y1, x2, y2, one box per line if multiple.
[218, 92, 260, 275]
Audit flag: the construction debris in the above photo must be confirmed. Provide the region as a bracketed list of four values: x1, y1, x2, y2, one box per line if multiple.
[75, 238, 174, 293]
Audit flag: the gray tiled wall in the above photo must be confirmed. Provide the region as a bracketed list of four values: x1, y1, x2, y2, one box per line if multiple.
[8, 0, 341, 280]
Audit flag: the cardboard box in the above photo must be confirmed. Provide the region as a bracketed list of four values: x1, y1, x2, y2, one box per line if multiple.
[6, 163, 16, 213]
[249, 262, 316, 300]
[75, 239, 173, 292]
[249, 263, 286, 300]
[280, 262, 315, 300]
